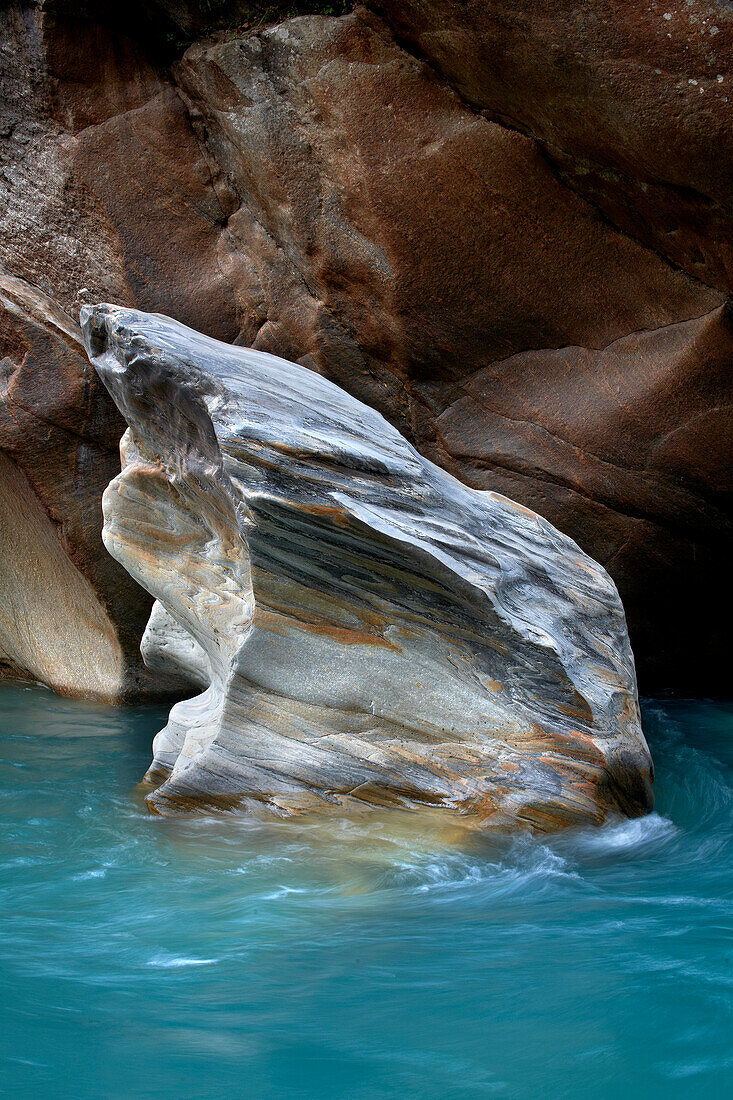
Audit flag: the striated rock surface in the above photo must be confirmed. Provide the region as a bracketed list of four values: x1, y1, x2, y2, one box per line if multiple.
[82, 303, 653, 829]
[0, 2, 731, 695]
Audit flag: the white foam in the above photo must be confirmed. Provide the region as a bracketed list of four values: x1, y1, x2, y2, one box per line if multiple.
[564, 813, 678, 858]
[147, 953, 219, 968]
[258, 885, 308, 900]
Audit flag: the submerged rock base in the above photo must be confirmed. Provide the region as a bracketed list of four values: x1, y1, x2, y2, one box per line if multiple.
[82, 304, 653, 831]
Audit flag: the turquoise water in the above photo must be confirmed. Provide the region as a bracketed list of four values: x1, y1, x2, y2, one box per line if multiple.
[1, 682, 731, 1099]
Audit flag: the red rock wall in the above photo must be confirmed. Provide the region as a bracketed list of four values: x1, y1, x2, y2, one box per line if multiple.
[1, 1, 730, 694]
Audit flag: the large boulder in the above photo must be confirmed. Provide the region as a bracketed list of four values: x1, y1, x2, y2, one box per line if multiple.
[82, 302, 654, 829]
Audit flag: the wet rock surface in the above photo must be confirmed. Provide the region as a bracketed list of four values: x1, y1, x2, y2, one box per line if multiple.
[0, 2, 730, 695]
[82, 303, 653, 828]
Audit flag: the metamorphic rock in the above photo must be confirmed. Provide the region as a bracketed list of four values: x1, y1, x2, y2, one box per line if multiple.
[82, 303, 654, 831]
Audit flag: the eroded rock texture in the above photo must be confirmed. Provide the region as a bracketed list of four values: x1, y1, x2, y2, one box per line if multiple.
[1, 1, 731, 695]
[370, 0, 733, 290]
[0, 274, 154, 696]
[82, 303, 653, 828]
[0, 0, 244, 696]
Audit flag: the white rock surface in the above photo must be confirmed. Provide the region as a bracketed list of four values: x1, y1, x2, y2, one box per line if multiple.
[82, 303, 653, 829]
[0, 448, 124, 698]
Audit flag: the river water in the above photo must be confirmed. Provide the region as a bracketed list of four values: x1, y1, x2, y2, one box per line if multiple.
[1, 681, 731, 1098]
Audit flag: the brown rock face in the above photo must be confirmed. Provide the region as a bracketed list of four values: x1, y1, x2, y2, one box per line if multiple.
[370, 0, 733, 292]
[174, 12, 718, 427]
[172, 8, 730, 690]
[0, 274, 148, 696]
[0, 2, 241, 697]
[0, 1, 731, 695]
[435, 305, 733, 690]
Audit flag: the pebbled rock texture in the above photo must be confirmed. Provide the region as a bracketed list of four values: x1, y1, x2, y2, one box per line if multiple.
[82, 303, 653, 829]
[0, 2, 731, 695]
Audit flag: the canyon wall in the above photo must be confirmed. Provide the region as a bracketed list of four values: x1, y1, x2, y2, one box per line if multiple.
[1, 1, 731, 696]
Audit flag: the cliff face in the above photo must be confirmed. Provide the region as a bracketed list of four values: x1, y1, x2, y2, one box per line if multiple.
[1, 1, 731, 696]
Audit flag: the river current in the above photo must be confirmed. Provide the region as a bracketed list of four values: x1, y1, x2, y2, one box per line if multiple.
[1, 681, 731, 1098]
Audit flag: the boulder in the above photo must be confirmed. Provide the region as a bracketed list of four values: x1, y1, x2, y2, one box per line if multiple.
[81, 302, 653, 829]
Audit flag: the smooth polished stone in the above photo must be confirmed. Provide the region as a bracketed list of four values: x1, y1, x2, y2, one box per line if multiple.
[82, 303, 653, 829]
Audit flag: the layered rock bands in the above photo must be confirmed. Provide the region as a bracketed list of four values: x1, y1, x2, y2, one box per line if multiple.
[82, 303, 653, 830]
[1, 2, 731, 696]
